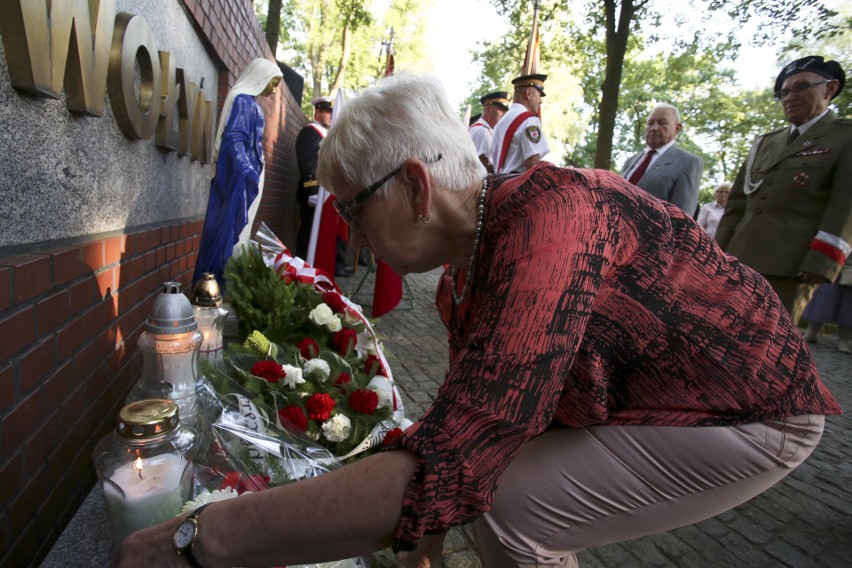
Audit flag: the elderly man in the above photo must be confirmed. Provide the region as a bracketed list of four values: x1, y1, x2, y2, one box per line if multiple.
[697, 182, 731, 237]
[621, 103, 704, 215]
[469, 91, 509, 173]
[716, 55, 852, 323]
[490, 74, 550, 173]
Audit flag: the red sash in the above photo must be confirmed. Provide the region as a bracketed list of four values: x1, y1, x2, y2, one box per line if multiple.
[496, 111, 534, 173]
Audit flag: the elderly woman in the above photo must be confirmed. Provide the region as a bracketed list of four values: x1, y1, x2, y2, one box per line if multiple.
[117, 74, 839, 568]
[697, 182, 731, 237]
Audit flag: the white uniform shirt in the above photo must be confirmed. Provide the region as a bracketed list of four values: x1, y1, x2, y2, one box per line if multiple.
[469, 117, 493, 160]
[490, 103, 550, 174]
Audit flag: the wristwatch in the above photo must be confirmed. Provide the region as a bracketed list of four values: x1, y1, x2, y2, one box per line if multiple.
[173, 502, 212, 567]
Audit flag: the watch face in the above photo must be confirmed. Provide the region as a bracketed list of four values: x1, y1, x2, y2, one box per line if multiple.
[174, 520, 196, 550]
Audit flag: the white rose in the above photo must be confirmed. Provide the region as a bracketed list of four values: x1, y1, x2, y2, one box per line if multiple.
[357, 331, 378, 355]
[303, 358, 331, 381]
[322, 414, 352, 442]
[309, 304, 335, 327]
[368, 375, 393, 409]
[344, 309, 363, 327]
[325, 315, 343, 333]
[281, 364, 305, 389]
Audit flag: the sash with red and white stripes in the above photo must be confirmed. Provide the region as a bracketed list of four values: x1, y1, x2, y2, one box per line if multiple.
[496, 111, 534, 173]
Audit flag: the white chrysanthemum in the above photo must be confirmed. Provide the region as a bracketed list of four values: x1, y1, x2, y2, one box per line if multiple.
[322, 414, 352, 442]
[180, 487, 242, 514]
[309, 304, 335, 327]
[303, 358, 331, 381]
[357, 331, 378, 355]
[281, 364, 305, 389]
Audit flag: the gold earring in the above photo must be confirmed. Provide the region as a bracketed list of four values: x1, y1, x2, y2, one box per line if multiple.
[418, 214, 432, 224]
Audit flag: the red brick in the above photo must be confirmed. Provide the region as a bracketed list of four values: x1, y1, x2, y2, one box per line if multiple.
[23, 411, 60, 476]
[50, 246, 82, 286]
[59, 383, 88, 431]
[104, 235, 125, 265]
[0, 450, 23, 508]
[36, 289, 69, 336]
[56, 318, 85, 360]
[117, 254, 144, 286]
[81, 298, 114, 338]
[0, 306, 36, 361]
[2, 392, 42, 453]
[18, 338, 56, 393]
[6, 467, 47, 539]
[74, 327, 113, 379]
[0, 363, 13, 414]
[0, 266, 11, 310]
[3, 517, 39, 568]
[41, 360, 75, 411]
[69, 274, 100, 314]
[81, 241, 105, 270]
[3, 254, 52, 304]
[156, 246, 166, 266]
[95, 267, 115, 298]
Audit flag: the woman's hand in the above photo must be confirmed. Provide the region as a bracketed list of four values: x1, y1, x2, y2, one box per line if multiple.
[395, 533, 446, 568]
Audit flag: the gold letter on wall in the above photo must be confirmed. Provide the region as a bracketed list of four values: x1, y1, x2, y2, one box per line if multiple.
[0, 0, 117, 116]
[155, 51, 180, 151]
[108, 13, 161, 139]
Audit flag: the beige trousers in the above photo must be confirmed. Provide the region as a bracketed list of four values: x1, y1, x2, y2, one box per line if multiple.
[472, 414, 824, 567]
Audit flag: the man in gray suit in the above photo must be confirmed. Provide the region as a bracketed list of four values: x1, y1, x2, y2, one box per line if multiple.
[621, 103, 704, 215]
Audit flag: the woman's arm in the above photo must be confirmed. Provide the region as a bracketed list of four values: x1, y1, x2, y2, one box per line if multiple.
[114, 450, 418, 568]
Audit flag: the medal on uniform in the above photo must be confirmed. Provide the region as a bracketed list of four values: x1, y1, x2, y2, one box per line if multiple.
[793, 172, 810, 187]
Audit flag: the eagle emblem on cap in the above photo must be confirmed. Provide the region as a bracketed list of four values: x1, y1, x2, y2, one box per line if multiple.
[525, 125, 541, 143]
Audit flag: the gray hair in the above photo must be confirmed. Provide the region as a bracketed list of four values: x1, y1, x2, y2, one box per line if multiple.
[650, 102, 681, 124]
[317, 73, 485, 196]
[715, 182, 732, 192]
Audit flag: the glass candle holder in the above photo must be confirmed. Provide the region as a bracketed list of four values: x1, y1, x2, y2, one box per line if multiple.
[126, 282, 203, 426]
[93, 399, 196, 549]
[191, 273, 229, 368]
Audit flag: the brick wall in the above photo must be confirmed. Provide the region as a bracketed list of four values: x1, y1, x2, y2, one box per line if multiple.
[0, 1, 305, 565]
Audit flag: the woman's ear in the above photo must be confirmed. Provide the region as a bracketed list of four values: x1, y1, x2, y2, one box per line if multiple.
[400, 157, 432, 221]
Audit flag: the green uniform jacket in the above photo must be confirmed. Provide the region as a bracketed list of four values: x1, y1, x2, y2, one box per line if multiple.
[716, 111, 852, 281]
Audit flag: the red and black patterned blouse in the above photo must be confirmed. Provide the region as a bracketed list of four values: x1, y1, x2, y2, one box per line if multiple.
[387, 163, 841, 551]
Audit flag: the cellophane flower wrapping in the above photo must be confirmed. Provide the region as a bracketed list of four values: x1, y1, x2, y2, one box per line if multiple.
[187, 224, 406, 567]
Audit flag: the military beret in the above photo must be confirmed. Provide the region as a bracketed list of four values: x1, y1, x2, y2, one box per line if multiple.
[512, 74, 547, 97]
[775, 56, 845, 100]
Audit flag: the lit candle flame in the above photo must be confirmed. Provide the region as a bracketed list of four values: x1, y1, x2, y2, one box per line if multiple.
[134, 457, 144, 480]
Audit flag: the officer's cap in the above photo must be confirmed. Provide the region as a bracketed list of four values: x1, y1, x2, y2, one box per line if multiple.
[479, 91, 510, 110]
[512, 74, 547, 97]
[311, 96, 334, 110]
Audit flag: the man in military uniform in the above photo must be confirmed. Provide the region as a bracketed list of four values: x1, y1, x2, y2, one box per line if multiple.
[469, 91, 509, 173]
[716, 56, 851, 323]
[490, 74, 550, 174]
[295, 96, 351, 276]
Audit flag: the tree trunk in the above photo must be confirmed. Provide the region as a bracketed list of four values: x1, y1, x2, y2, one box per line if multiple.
[329, 23, 353, 96]
[593, 0, 637, 170]
[265, 0, 283, 56]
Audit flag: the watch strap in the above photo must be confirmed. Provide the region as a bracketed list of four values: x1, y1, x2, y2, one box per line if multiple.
[176, 502, 212, 568]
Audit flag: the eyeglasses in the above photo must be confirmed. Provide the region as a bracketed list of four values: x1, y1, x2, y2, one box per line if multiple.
[774, 79, 832, 100]
[333, 154, 442, 231]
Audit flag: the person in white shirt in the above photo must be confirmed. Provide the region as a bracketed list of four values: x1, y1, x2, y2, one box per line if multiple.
[490, 74, 550, 174]
[697, 182, 731, 237]
[469, 91, 509, 173]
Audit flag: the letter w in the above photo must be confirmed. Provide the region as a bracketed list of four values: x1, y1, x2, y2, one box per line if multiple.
[0, 0, 116, 116]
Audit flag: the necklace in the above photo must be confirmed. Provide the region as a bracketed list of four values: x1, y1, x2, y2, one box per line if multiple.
[451, 175, 490, 304]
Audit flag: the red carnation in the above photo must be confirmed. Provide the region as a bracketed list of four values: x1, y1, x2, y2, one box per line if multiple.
[322, 291, 347, 314]
[278, 405, 308, 432]
[348, 388, 379, 415]
[332, 328, 358, 356]
[296, 337, 320, 360]
[305, 393, 336, 421]
[364, 354, 381, 375]
[250, 361, 286, 383]
[382, 428, 404, 447]
[221, 472, 270, 494]
[335, 372, 352, 390]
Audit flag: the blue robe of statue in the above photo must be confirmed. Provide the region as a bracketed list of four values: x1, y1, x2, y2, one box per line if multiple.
[193, 94, 265, 285]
